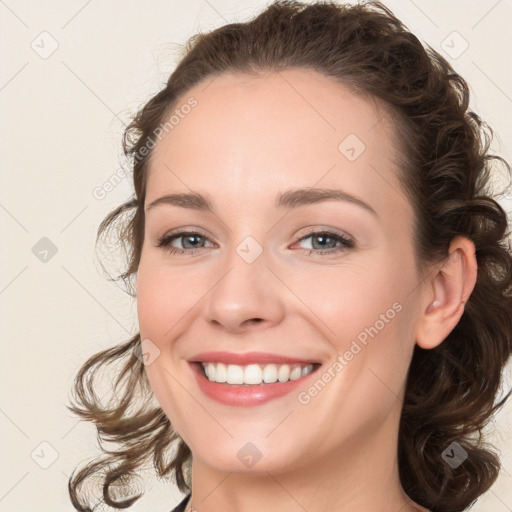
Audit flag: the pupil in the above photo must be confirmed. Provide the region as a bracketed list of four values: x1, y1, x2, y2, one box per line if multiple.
[314, 234, 334, 249]
[184, 235, 202, 248]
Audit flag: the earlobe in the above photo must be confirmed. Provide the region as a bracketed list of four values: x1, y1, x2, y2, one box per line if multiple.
[416, 236, 477, 350]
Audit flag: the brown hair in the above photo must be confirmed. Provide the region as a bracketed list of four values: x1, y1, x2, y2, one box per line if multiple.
[67, 1, 512, 511]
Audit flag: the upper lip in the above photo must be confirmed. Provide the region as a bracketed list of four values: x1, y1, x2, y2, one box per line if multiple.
[188, 351, 320, 365]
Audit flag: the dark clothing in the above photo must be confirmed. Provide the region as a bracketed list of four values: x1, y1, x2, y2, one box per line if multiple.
[170, 493, 191, 512]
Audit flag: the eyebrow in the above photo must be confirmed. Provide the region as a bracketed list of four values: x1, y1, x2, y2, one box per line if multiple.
[145, 187, 378, 217]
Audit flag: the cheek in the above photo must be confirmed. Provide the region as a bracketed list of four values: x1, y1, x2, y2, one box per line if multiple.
[135, 257, 196, 431]
[136, 268, 170, 338]
[297, 267, 416, 437]
[293, 256, 417, 390]
[288, 260, 407, 342]
[136, 255, 199, 342]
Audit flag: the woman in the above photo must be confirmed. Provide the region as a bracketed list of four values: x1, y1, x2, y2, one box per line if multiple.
[67, 1, 512, 511]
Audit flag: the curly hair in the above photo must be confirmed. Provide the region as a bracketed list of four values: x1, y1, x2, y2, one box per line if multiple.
[67, 1, 512, 511]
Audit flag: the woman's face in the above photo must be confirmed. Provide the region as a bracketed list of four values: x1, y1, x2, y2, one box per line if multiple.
[136, 69, 425, 473]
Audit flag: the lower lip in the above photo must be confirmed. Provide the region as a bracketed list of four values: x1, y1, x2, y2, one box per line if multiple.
[189, 362, 320, 407]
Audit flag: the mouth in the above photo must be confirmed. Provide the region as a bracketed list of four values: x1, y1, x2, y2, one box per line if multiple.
[188, 356, 322, 407]
[196, 361, 321, 385]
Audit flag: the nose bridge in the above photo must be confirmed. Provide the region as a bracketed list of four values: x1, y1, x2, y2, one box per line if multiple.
[203, 234, 285, 331]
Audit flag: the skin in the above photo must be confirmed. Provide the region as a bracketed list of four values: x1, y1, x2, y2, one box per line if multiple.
[136, 68, 477, 512]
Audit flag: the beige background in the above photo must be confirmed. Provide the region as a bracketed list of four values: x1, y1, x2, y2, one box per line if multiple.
[1, 1, 511, 511]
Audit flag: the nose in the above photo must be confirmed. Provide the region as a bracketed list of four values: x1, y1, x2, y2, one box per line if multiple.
[203, 248, 286, 333]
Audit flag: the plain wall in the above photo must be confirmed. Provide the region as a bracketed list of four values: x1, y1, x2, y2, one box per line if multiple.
[1, 1, 511, 511]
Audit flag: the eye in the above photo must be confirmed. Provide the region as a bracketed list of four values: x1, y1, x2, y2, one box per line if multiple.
[293, 229, 355, 255]
[154, 228, 355, 257]
[154, 231, 215, 255]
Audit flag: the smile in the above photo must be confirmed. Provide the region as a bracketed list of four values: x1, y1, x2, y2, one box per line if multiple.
[201, 362, 315, 385]
[189, 360, 322, 407]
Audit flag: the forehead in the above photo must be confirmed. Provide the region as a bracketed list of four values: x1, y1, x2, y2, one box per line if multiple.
[146, 68, 409, 218]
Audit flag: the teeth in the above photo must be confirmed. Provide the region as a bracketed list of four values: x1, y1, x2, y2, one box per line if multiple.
[201, 362, 315, 385]
[263, 364, 278, 383]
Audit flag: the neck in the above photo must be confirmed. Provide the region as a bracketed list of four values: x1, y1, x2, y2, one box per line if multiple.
[184, 408, 428, 512]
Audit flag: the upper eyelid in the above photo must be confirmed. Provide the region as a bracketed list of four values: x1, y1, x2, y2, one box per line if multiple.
[160, 224, 352, 237]
[160, 227, 351, 239]
[160, 229, 217, 244]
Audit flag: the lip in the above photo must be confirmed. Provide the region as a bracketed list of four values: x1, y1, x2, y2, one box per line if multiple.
[188, 351, 320, 365]
[188, 360, 321, 407]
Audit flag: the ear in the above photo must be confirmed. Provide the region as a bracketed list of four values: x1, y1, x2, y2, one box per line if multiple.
[415, 236, 478, 350]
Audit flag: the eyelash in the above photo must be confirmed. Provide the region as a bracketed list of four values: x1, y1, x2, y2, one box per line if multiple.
[154, 228, 355, 256]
